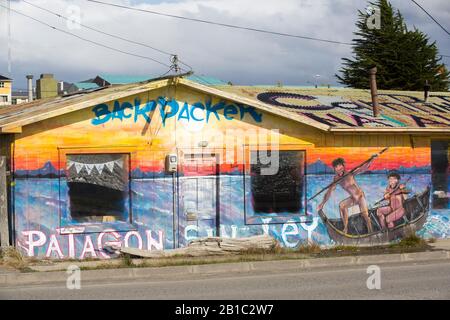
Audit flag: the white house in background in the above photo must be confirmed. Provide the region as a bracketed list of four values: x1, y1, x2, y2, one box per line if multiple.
[0, 74, 12, 106]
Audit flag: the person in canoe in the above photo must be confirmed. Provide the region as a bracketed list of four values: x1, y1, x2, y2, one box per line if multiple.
[376, 171, 410, 230]
[317, 157, 376, 235]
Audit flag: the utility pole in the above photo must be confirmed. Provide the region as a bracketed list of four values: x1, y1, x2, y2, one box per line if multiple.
[171, 55, 181, 74]
[7, 0, 12, 75]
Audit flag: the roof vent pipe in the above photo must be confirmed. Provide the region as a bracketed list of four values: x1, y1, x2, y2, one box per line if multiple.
[26, 75, 33, 102]
[424, 80, 431, 103]
[369, 67, 380, 117]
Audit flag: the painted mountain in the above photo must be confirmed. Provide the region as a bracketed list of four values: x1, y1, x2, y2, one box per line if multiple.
[306, 160, 335, 174]
[306, 160, 431, 175]
[15, 161, 63, 178]
[15, 161, 431, 178]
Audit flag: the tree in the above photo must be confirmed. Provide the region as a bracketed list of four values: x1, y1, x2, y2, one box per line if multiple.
[337, 0, 449, 91]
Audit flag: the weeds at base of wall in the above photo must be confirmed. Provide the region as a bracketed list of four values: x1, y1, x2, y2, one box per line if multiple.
[9, 235, 440, 272]
[389, 234, 428, 248]
[0, 247, 29, 270]
[121, 253, 135, 267]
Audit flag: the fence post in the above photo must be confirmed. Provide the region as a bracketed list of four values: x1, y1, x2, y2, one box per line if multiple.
[0, 156, 10, 247]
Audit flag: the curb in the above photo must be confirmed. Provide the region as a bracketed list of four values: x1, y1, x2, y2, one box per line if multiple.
[1, 250, 449, 287]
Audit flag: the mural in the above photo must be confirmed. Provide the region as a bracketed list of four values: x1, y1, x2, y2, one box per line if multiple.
[312, 149, 431, 244]
[9, 88, 450, 259]
[225, 88, 450, 128]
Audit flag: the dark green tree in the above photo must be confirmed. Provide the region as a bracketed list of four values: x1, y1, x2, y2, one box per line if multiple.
[337, 0, 449, 91]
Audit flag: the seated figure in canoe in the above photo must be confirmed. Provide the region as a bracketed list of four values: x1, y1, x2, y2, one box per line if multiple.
[376, 171, 410, 230]
[317, 156, 377, 235]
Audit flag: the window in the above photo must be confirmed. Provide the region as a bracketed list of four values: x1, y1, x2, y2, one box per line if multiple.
[0, 82, 4, 88]
[250, 150, 305, 214]
[431, 141, 449, 209]
[66, 154, 130, 223]
[0, 96, 7, 103]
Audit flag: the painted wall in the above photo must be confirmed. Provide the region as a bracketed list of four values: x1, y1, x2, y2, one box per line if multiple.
[11, 85, 450, 259]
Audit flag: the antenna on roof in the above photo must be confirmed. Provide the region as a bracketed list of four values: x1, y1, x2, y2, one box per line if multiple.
[7, 0, 12, 75]
[170, 55, 181, 74]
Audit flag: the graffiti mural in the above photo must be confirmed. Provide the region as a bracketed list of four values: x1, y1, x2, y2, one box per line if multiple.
[9, 86, 450, 259]
[251, 90, 450, 128]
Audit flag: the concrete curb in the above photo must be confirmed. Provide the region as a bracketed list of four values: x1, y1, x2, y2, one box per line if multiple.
[1, 250, 449, 287]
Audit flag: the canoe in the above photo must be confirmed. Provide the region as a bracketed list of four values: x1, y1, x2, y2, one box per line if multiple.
[318, 187, 430, 245]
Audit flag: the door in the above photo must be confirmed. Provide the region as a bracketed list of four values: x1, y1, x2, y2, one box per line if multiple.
[180, 153, 220, 239]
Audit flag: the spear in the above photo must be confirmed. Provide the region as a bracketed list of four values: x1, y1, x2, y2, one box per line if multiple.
[308, 147, 389, 202]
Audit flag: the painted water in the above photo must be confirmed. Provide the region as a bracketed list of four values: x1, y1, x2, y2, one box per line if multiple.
[12, 173, 450, 258]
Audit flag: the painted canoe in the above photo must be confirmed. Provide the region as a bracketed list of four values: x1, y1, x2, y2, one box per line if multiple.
[318, 187, 431, 245]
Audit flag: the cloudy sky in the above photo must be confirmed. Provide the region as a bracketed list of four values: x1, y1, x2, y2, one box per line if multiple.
[0, 0, 449, 89]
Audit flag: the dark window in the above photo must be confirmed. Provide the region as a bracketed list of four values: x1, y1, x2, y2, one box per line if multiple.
[66, 154, 130, 223]
[251, 150, 305, 214]
[431, 141, 449, 209]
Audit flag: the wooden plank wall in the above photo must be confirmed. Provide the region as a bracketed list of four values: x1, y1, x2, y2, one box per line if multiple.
[0, 134, 12, 247]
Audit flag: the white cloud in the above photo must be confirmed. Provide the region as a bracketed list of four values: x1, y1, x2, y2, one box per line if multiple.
[0, 0, 448, 88]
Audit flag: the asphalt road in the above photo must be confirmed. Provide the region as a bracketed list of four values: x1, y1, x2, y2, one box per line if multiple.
[1, 260, 449, 300]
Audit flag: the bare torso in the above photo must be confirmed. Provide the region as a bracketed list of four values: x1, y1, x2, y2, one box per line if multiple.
[336, 172, 364, 200]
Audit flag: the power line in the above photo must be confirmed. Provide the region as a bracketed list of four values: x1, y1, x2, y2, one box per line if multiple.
[22, 0, 193, 72]
[21, 0, 191, 72]
[22, 0, 173, 56]
[85, 0, 353, 46]
[410, 0, 450, 36]
[1, 3, 173, 69]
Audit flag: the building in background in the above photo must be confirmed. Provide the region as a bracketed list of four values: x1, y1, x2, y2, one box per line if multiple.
[72, 74, 229, 90]
[36, 74, 58, 99]
[11, 89, 30, 105]
[0, 75, 12, 106]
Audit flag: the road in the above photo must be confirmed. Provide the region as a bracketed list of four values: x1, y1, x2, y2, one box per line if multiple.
[1, 260, 449, 299]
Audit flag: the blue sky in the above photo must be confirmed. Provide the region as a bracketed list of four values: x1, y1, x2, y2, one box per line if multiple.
[1, 0, 449, 89]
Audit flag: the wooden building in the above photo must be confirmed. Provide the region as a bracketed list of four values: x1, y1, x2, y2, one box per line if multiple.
[0, 76, 449, 259]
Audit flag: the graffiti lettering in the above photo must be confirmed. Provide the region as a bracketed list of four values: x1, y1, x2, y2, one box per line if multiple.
[18, 229, 164, 260]
[92, 98, 262, 126]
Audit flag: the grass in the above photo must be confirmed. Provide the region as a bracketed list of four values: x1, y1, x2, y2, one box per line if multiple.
[121, 253, 135, 267]
[389, 234, 428, 249]
[7, 234, 438, 272]
[0, 247, 28, 270]
[76, 236, 433, 271]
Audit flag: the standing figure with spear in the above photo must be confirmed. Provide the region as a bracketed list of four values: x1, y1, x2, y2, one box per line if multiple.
[314, 148, 389, 235]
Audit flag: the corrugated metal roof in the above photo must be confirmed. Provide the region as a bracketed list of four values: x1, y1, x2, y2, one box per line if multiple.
[97, 74, 154, 85]
[185, 75, 228, 86]
[96, 74, 228, 86]
[74, 82, 100, 90]
[0, 77, 449, 134]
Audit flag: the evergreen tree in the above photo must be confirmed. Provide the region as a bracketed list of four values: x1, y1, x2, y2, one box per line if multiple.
[337, 0, 449, 91]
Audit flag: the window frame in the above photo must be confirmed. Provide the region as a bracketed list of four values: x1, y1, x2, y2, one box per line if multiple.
[243, 145, 309, 225]
[58, 146, 137, 233]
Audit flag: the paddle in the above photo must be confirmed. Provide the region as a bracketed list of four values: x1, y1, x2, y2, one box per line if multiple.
[309, 147, 389, 202]
[373, 176, 412, 207]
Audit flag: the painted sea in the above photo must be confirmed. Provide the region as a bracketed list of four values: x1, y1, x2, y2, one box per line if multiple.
[13, 173, 450, 257]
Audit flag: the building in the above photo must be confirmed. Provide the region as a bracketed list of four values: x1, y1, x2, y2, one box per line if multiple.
[36, 74, 58, 99]
[0, 75, 12, 106]
[11, 90, 31, 105]
[0, 76, 449, 259]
